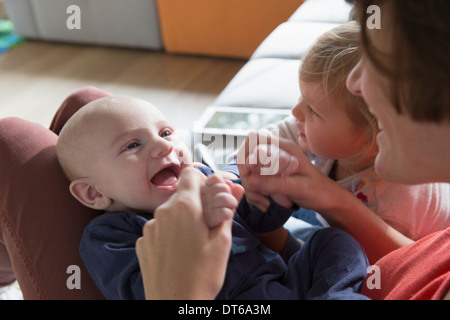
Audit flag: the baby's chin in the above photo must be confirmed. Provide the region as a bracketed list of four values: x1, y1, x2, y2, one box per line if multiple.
[120, 187, 178, 216]
[150, 185, 179, 211]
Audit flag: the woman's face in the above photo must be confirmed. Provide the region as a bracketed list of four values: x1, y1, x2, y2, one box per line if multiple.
[346, 2, 450, 184]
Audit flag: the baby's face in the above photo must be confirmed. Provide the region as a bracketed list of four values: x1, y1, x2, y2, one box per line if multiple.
[84, 97, 192, 213]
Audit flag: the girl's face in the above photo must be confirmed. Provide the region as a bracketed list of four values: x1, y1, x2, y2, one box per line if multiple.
[346, 2, 450, 184]
[292, 81, 370, 166]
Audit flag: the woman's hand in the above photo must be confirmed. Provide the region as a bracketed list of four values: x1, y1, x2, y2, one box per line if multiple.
[136, 167, 233, 300]
[237, 131, 346, 214]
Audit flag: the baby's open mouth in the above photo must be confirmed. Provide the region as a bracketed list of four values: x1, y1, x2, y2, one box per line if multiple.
[151, 165, 180, 187]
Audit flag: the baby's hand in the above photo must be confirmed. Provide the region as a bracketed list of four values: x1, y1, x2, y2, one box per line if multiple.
[201, 174, 244, 229]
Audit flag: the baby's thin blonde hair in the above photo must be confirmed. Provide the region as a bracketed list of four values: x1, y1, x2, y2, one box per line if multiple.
[300, 21, 378, 146]
[56, 97, 114, 182]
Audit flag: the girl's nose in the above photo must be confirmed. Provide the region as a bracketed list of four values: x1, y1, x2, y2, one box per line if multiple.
[346, 59, 363, 97]
[151, 138, 173, 159]
[292, 96, 305, 122]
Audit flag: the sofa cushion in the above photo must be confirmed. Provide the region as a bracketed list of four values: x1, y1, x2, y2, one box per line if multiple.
[251, 21, 339, 60]
[214, 58, 301, 110]
[289, 0, 353, 23]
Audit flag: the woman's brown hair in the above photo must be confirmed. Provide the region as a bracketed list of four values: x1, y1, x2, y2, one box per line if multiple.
[348, 0, 450, 123]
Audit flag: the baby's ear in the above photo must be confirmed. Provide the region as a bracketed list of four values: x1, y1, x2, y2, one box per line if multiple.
[69, 177, 112, 210]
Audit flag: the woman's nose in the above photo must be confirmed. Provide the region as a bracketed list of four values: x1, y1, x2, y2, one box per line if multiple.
[346, 59, 363, 97]
[151, 138, 173, 159]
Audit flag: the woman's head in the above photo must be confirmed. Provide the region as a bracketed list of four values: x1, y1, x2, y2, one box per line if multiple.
[292, 21, 378, 170]
[346, 0, 450, 183]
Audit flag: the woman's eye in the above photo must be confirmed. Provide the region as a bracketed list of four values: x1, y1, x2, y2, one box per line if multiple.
[124, 142, 140, 151]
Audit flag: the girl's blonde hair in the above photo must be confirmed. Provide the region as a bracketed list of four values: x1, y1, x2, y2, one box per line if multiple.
[300, 21, 378, 146]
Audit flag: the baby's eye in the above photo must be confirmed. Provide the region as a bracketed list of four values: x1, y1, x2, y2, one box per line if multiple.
[124, 142, 140, 151]
[160, 130, 172, 138]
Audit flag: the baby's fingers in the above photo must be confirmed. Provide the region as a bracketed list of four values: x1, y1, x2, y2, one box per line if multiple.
[203, 192, 237, 229]
[210, 192, 240, 211]
[224, 180, 245, 203]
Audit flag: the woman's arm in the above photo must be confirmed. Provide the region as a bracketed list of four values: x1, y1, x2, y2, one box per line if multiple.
[318, 184, 414, 263]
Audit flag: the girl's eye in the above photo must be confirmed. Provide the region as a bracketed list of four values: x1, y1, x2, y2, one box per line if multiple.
[307, 105, 319, 117]
[124, 142, 140, 151]
[160, 130, 172, 138]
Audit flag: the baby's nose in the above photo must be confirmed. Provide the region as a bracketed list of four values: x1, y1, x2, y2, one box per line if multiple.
[151, 138, 173, 159]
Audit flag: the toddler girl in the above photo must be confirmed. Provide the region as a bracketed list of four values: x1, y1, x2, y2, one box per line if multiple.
[236, 21, 449, 261]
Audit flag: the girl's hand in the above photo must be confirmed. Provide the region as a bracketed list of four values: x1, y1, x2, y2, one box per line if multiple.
[238, 131, 346, 214]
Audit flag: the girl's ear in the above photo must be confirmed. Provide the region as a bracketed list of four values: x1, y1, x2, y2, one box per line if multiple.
[69, 177, 112, 210]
